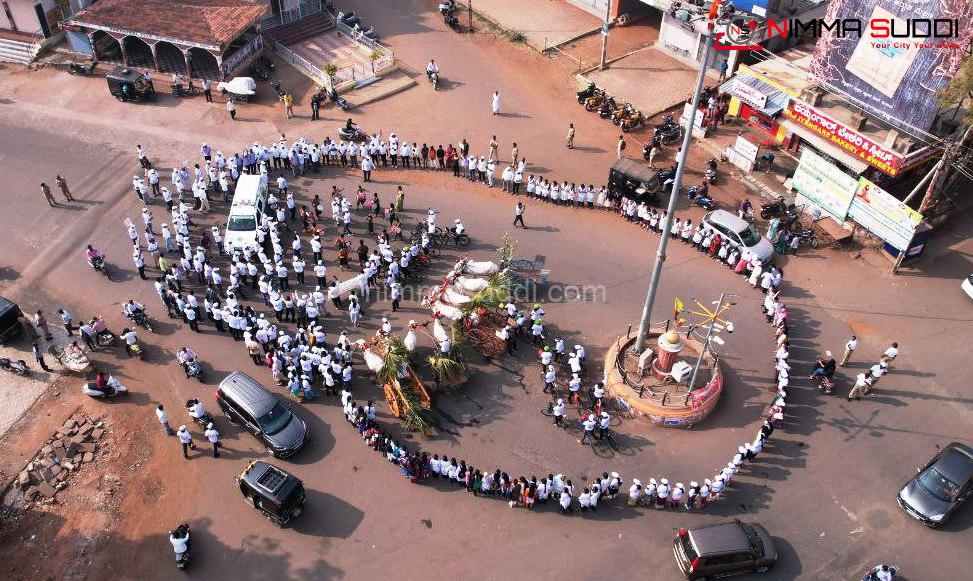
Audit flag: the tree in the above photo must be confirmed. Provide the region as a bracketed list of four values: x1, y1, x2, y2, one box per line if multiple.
[939, 52, 973, 123]
[369, 49, 384, 73]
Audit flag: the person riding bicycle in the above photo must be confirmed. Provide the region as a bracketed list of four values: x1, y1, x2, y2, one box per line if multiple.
[426, 208, 438, 234]
[85, 245, 104, 268]
[452, 219, 465, 243]
[426, 59, 439, 81]
[598, 411, 611, 440]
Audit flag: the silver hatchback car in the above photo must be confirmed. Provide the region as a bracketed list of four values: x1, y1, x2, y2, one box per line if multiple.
[702, 209, 775, 263]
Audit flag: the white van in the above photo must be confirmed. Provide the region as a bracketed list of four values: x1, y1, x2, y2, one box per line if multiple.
[223, 174, 268, 253]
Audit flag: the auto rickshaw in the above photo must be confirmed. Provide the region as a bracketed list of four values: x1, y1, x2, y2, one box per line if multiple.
[106, 66, 155, 102]
[235, 460, 306, 526]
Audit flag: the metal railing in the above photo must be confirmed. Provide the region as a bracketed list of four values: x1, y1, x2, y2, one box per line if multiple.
[262, 0, 325, 30]
[334, 20, 394, 77]
[271, 38, 329, 86]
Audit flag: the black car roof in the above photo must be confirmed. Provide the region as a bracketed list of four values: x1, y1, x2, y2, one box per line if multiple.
[689, 521, 752, 555]
[241, 461, 302, 502]
[106, 66, 144, 82]
[0, 296, 17, 315]
[936, 443, 973, 483]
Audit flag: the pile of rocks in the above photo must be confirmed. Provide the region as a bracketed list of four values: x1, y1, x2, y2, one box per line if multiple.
[17, 412, 106, 503]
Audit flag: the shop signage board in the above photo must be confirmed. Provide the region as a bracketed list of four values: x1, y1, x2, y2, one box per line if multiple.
[731, 80, 768, 109]
[849, 178, 922, 250]
[791, 148, 857, 221]
[783, 100, 904, 176]
[734, 135, 760, 164]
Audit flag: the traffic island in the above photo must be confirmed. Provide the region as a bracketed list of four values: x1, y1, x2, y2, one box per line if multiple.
[604, 329, 723, 427]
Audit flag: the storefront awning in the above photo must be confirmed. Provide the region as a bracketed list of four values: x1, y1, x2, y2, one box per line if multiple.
[721, 74, 790, 117]
[780, 118, 870, 174]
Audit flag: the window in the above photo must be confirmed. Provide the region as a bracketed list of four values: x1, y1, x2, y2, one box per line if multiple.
[257, 402, 293, 435]
[738, 224, 762, 246]
[227, 215, 256, 231]
[918, 467, 962, 502]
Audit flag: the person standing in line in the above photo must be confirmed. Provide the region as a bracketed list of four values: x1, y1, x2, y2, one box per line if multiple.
[33, 310, 53, 341]
[137, 144, 151, 169]
[41, 182, 56, 207]
[881, 342, 899, 369]
[310, 93, 320, 120]
[32, 341, 51, 371]
[847, 372, 869, 401]
[513, 201, 526, 228]
[362, 155, 374, 182]
[839, 335, 858, 366]
[491, 90, 501, 115]
[156, 405, 174, 435]
[566, 123, 575, 149]
[616, 135, 626, 160]
[57, 308, 74, 336]
[55, 175, 75, 202]
[176, 425, 196, 458]
[202, 78, 212, 102]
[488, 135, 499, 162]
[204, 423, 220, 458]
[226, 98, 237, 120]
[510, 142, 519, 167]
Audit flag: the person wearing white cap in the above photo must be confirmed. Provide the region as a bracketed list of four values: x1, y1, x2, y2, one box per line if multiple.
[699, 479, 712, 508]
[711, 474, 726, 499]
[608, 472, 621, 499]
[176, 425, 196, 459]
[635, 478, 652, 507]
[656, 479, 670, 509]
[381, 317, 392, 336]
[670, 483, 684, 510]
[552, 398, 565, 427]
[559, 487, 573, 514]
[685, 482, 700, 510]
[204, 423, 220, 458]
[581, 413, 596, 444]
[627, 479, 642, 506]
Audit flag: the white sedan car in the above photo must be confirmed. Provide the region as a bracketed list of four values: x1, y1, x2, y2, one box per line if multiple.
[962, 275, 973, 300]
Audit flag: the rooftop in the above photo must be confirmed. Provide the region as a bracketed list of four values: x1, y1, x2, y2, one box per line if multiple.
[69, 0, 267, 50]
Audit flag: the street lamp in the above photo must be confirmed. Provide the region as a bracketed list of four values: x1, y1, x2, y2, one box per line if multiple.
[633, 3, 732, 355]
[684, 292, 735, 392]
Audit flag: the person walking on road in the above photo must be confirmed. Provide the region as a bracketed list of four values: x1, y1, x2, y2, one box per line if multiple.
[156, 404, 174, 435]
[566, 123, 575, 149]
[839, 335, 858, 366]
[177, 425, 196, 458]
[57, 308, 74, 336]
[513, 201, 526, 228]
[283, 92, 294, 119]
[616, 135, 626, 160]
[491, 90, 501, 115]
[41, 182, 56, 207]
[204, 423, 220, 458]
[55, 175, 75, 202]
[34, 310, 53, 341]
[881, 342, 899, 369]
[847, 372, 869, 401]
[202, 78, 212, 102]
[226, 98, 237, 120]
[32, 341, 51, 372]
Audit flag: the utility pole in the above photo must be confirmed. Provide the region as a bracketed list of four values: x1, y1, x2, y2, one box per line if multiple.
[919, 123, 973, 216]
[468, 0, 473, 33]
[634, 29, 715, 355]
[687, 292, 725, 392]
[599, 0, 612, 69]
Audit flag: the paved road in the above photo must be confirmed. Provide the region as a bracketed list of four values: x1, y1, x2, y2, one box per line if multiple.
[0, 1, 971, 579]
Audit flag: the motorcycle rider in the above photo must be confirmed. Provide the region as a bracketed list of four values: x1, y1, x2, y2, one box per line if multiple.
[426, 59, 439, 81]
[85, 244, 105, 268]
[439, 0, 456, 15]
[186, 398, 206, 422]
[872, 565, 896, 581]
[169, 524, 190, 565]
[124, 299, 146, 322]
[176, 347, 198, 378]
[120, 327, 139, 356]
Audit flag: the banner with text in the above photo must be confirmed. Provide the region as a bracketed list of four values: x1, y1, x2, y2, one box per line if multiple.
[791, 148, 857, 221]
[849, 178, 923, 250]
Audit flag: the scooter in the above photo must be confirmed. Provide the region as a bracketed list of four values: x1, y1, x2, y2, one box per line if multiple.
[180, 358, 204, 382]
[621, 111, 644, 132]
[128, 340, 145, 360]
[169, 523, 191, 571]
[576, 82, 597, 103]
[428, 71, 439, 90]
[444, 9, 462, 31]
[0, 357, 30, 377]
[598, 97, 619, 119]
[83, 376, 129, 399]
[583, 90, 607, 111]
[339, 125, 367, 142]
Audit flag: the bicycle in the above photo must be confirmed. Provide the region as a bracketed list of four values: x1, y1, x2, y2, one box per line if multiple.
[591, 428, 636, 458]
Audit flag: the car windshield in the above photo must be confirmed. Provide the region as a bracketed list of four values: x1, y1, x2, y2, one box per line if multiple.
[917, 467, 961, 502]
[257, 402, 293, 435]
[227, 215, 256, 231]
[680, 535, 698, 561]
[739, 225, 762, 247]
[740, 524, 764, 557]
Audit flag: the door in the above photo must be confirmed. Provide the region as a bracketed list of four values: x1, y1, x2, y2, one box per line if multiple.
[34, 3, 51, 37]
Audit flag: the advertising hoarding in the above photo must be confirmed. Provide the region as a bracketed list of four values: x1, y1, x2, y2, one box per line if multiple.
[783, 100, 905, 175]
[791, 148, 857, 220]
[809, 0, 973, 134]
[849, 178, 923, 250]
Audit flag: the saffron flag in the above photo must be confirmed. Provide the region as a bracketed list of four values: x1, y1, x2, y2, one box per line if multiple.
[674, 298, 684, 327]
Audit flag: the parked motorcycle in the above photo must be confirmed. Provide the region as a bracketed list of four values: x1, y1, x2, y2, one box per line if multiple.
[576, 82, 597, 103]
[654, 114, 676, 132]
[0, 357, 30, 377]
[583, 90, 607, 111]
[337, 11, 360, 26]
[249, 62, 270, 81]
[68, 61, 97, 75]
[704, 158, 718, 183]
[83, 375, 129, 399]
[621, 110, 644, 132]
[256, 54, 275, 71]
[796, 227, 819, 248]
[760, 195, 795, 220]
[169, 524, 191, 571]
[685, 184, 716, 210]
[271, 80, 286, 100]
[610, 103, 632, 125]
[658, 125, 683, 146]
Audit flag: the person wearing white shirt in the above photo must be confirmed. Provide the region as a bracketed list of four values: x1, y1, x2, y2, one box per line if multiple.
[581, 414, 596, 444]
[840, 335, 858, 366]
[880, 342, 899, 368]
[204, 423, 220, 457]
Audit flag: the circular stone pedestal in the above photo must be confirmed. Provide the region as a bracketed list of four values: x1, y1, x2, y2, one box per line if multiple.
[604, 331, 723, 427]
